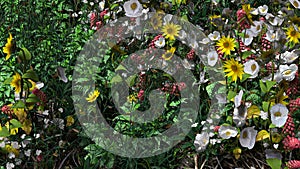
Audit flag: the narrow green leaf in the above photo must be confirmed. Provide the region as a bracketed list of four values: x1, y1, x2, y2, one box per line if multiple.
[22, 70, 39, 82]
[259, 80, 267, 93]
[266, 80, 276, 92]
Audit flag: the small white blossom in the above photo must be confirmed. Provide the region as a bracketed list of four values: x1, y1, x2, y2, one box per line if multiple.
[234, 90, 243, 108]
[207, 51, 218, 67]
[154, 37, 165, 48]
[123, 0, 143, 17]
[258, 5, 268, 15]
[260, 111, 268, 120]
[25, 149, 31, 157]
[208, 31, 221, 41]
[36, 149, 42, 156]
[239, 127, 258, 149]
[6, 162, 15, 169]
[194, 132, 210, 152]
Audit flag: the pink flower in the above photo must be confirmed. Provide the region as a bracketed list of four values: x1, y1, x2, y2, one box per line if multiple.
[287, 160, 300, 169]
[137, 90, 144, 101]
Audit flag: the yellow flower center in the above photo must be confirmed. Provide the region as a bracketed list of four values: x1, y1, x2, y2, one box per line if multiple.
[274, 112, 281, 117]
[167, 28, 173, 34]
[291, 30, 297, 36]
[231, 65, 238, 71]
[210, 57, 215, 61]
[226, 131, 231, 136]
[223, 42, 230, 48]
[245, 34, 249, 38]
[131, 3, 137, 10]
[256, 25, 261, 31]
[294, 1, 299, 8]
[251, 64, 256, 71]
[242, 131, 248, 138]
[283, 69, 292, 75]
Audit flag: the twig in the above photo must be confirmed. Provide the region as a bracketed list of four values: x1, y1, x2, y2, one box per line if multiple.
[194, 154, 198, 169]
[58, 149, 74, 169]
[216, 156, 223, 169]
[200, 159, 207, 169]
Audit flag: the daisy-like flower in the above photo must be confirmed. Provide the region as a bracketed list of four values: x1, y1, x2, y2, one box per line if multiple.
[286, 25, 300, 44]
[279, 64, 298, 81]
[208, 31, 221, 41]
[150, 13, 163, 30]
[86, 89, 100, 102]
[161, 23, 181, 41]
[258, 5, 268, 15]
[281, 50, 299, 63]
[123, 0, 143, 17]
[154, 37, 165, 48]
[216, 36, 236, 55]
[243, 60, 259, 78]
[207, 51, 218, 66]
[239, 127, 258, 149]
[265, 29, 280, 42]
[218, 125, 238, 139]
[290, 0, 300, 9]
[194, 132, 209, 152]
[223, 58, 244, 82]
[3, 33, 13, 60]
[162, 47, 176, 60]
[270, 103, 289, 127]
[10, 72, 22, 93]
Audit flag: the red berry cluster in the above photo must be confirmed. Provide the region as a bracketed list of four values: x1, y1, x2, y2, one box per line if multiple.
[32, 88, 47, 106]
[1, 105, 13, 116]
[282, 135, 300, 151]
[289, 98, 300, 113]
[236, 9, 251, 30]
[287, 72, 299, 96]
[186, 49, 195, 60]
[148, 34, 163, 48]
[238, 40, 255, 62]
[283, 114, 296, 137]
[160, 82, 186, 95]
[287, 160, 300, 169]
[261, 34, 272, 51]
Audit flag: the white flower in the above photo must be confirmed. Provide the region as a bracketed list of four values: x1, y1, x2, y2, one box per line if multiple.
[6, 162, 15, 169]
[218, 125, 238, 139]
[258, 5, 268, 15]
[270, 103, 289, 127]
[269, 16, 284, 26]
[234, 90, 243, 108]
[242, 29, 254, 46]
[36, 149, 42, 156]
[8, 152, 15, 159]
[99, 1, 105, 11]
[208, 31, 220, 41]
[191, 123, 198, 127]
[243, 60, 260, 78]
[0, 141, 5, 148]
[123, 0, 143, 17]
[24, 149, 31, 157]
[199, 38, 210, 44]
[154, 37, 165, 48]
[260, 111, 268, 120]
[250, 21, 263, 37]
[282, 50, 299, 64]
[265, 30, 280, 42]
[239, 127, 258, 149]
[233, 105, 247, 127]
[290, 0, 300, 9]
[11, 142, 19, 149]
[273, 144, 279, 149]
[207, 51, 218, 66]
[279, 64, 298, 81]
[194, 132, 210, 152]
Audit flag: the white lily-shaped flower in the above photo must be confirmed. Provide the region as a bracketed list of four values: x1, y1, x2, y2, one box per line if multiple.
[207, 51, 218, 66]
[265, 29, 280, 42]
[239, 127, 258, 149]
[281, 50, 299, 64]
[233, 105, 247, 127]
[234, 90, 243, 108]
[279, 64, 298, 81]
[242, 29, 255, 46]
[250, 21, 263, 37]
[194, 132, 210, 152]
[243, 60, 260, 78]
[269, 16, 284, 26]
[208, 31, 221, 41]
[258, 5, 268, 15]
[270, 103, 289, 127]
[290, 0, 300, 9]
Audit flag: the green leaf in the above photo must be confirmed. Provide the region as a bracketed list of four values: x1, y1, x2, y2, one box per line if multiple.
[206, 82, 217, 98]
[12, 100, 26, 109]
[266, 158, 282, 169]
[242, 51, 254, 59]
[0, 127, 10, 137]
[3, 77, 13, 85]
[18, 47, 32, 61]
[22, 70, 39, 82]
[26, 94, 40, 103]
[110, 75, 122, 84]
[241, 73, 251, 82]
[269, 123, 277, 129]
[227, 90, 236, 101]
[262, 101, 270, 112]
[259, 80, 267, 93]
[266, 80, 276, 91]
[10, 119, 22, 129]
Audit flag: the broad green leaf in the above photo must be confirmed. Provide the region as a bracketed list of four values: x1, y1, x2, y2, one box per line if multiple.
[227, 90, 236, 101]
[266, 158, 282, 169]
[0, 126, 10, 137]
[266, 80, 276, 91]
[241, 73, 251, 82]
[262, 101, 270, 112]
[3, 77, 13, 85]
[242, 51, 254, 59]
[259, 80, 267, 93]
[12, 100, 26, 109]
[26, 94, 40, 103]
[22, 70, 39, 82]
[110, 75, 122, 84]
[10, 119, 22, 129]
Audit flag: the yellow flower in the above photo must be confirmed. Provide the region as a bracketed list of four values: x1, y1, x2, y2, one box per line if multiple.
[150, 13, 163, 30]
[66, 115, 75, 127]
[223, 58, 244, 82]
[286, 25, 300, 44]
[256, 130, 270, 141]
[3, 33, 13, 60]
[242, 4, 253, 24]
[14, 108, 27, 123]
[28, 79, 36, 91]
[216, 36, 236, 56]
[10, 72, 22, 93]
[22, 119, 32, 135]
[5, 122, 18, 135]
[233, 147, 242, 160]
[161, 23, 181, 41]
[86, 89, 100, 102]
[209, 14, 221, 26]
[5, 144, 19, 157]
[162, 47, 176, 60]
[127, 93, 138, 103]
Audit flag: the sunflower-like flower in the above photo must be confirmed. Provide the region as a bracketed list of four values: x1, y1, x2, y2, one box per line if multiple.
[161, 23, 181, 41]
[216, 36, 236, 56]
[3, 33, 13, 60]
[10, 72, 22, 93]
[286, 25, 300, 44]
[86, 89, 100, 102]
[223, 58, 244, 82]
[150, 13, 163, 30]
[162, 47, 176, 60]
